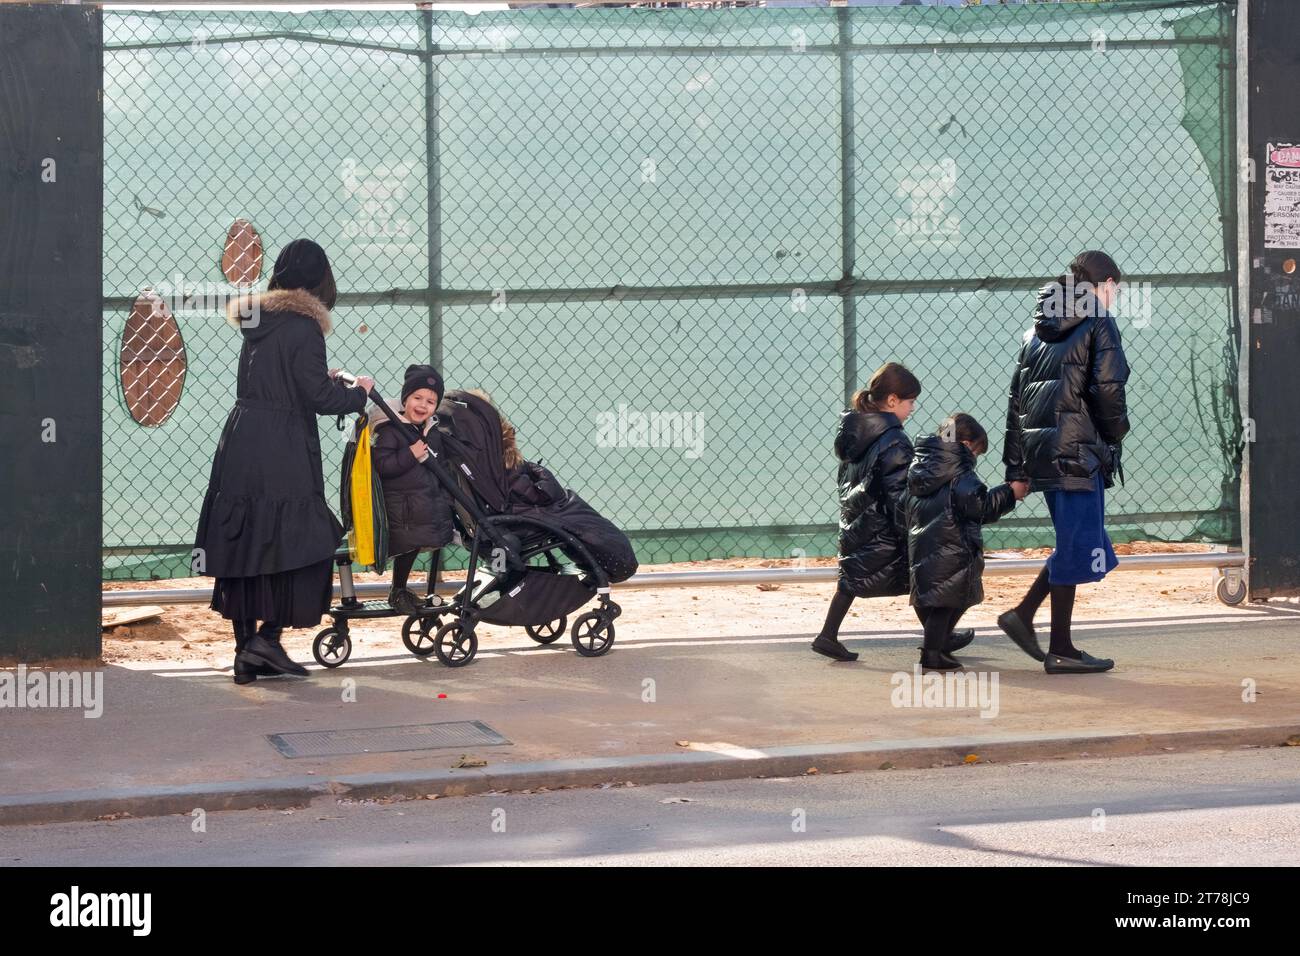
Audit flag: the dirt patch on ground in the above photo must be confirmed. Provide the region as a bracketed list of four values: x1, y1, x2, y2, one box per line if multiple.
[98, 542, 1244, 670]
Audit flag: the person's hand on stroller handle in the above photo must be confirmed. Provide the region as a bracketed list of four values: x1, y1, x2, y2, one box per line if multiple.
[409, 439, 430, 462]
[330, 368, 374, 393]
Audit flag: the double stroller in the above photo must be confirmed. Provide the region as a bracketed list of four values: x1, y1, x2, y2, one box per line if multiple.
[311, 381, 634, 669]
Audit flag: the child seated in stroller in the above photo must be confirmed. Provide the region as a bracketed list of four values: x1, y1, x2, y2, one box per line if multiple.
[373, 364, 455, 615]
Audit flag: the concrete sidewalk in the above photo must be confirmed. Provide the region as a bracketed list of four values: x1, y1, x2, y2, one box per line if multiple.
[3, 605, 1299, 824]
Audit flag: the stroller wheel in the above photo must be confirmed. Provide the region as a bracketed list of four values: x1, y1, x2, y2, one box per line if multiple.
[313, 627, 352, 668]
[525, 616, 567, 645]
[401, 615, 439, 657]
[571, 612, 615, 658]
[434, 621, 478, 668]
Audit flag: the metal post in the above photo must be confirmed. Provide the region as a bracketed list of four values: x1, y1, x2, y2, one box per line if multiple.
[837, 6, 857, 408]
[422, 5, 443, 371]
[1234, 0, 1250, 591]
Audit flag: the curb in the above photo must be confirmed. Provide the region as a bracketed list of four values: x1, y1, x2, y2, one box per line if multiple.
[3, 724, 1298, 827]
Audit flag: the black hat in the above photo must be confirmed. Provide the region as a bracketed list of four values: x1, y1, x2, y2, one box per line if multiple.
[268, 239, 331, 292]
[401, 364, 444, 404]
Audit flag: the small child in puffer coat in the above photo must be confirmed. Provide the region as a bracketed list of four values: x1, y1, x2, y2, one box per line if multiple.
[373, 364, 455, 615]
[904, 413, 1027, 671]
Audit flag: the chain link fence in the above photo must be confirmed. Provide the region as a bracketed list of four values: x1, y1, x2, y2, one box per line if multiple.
[101, 1, 1241, 581]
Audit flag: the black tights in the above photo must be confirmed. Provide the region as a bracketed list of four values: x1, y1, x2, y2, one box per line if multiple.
[817, 585, 964, 646]
[392, 549, 441, 595]
[1014, 565, 1079, 658]
[916, 606, 967, 652]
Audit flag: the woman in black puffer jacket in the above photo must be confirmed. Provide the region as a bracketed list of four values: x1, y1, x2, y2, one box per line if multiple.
[811, 362, 921, 662]
[1000, 250, 1131, 674]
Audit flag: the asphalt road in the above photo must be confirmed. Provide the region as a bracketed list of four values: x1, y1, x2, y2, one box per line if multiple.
[3, 748, 1297, 866]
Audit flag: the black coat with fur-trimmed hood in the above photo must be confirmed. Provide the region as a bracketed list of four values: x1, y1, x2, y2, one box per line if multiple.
[1003, 280, 1131, 492]
[193, 289, 368, 578]
[904, 436, 1016, 609]
[835, 410, 913, 598]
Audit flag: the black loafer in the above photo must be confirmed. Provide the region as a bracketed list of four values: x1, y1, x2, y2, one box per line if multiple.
[920, 649, 963, 671]
[997, 610, 1046, 662]
[944, 628, 975, 653]
[1045, 651, 1114, 674]
[239, 634, 309, 677]
[811, 636, 858, 662]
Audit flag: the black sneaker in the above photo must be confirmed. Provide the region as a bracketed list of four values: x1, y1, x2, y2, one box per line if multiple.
[997, 610, 1046, 662]
[390, 587, 424, 617]
[1045, 650, 1114, 674]
[811, 635, 858, 662]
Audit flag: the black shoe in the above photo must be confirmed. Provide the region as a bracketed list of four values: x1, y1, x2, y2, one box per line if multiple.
[811, 635, 858, 662]
[997, 610, 1046, 662]
[232, 657, 278, 685]
[390, 587, 424, 617]
[238, 634, 309, 677]
[944, 628, 975, 654]
[920, 649, 963, 671]
[1045, 650, 1114, 674]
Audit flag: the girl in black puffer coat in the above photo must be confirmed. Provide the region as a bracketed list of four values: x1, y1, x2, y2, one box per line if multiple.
[811, 362, 921, 662]
[999, 250, 1131, 675]
[905, 414, 1024, 671]
[373, 364, 455, 616]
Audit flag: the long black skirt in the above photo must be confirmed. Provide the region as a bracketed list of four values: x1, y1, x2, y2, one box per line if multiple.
[209, 557, 334, 629]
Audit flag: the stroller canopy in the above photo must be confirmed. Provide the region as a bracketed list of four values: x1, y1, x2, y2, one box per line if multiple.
[435, 389, 511, 514]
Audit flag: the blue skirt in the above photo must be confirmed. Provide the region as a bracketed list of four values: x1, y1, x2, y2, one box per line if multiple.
[1044, 474, 1118, 586]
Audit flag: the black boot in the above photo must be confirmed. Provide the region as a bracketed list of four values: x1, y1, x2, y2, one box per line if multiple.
[237, 623, 309, 677]
[231, 619, 264, 685]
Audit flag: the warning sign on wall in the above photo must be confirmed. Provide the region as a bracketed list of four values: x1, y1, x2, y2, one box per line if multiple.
[1264, 142, 1300, 249]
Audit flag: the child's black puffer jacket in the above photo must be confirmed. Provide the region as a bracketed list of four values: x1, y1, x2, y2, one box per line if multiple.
[373, 419, 454, 556]
[835, 410, 913, 598]
[905, 435, 1016, 609]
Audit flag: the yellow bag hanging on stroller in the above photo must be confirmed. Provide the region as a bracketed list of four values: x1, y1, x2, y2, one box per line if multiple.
[340, 414, 388, 572]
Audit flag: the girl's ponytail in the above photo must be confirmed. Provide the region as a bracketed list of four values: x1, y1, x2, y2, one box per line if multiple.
[851, 361, 921, 414]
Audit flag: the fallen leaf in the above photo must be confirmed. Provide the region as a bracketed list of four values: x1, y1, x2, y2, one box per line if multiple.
[756, 583, 781, 592]
[675, 740, 691, 748]
[963, 754, 980, 764]
[879, 761, 895, 770]
[452, 754, 488, 768]
[1284, 734, 1300, 747]
[659, 797, 693, 804]
[805, 767, 819, 775]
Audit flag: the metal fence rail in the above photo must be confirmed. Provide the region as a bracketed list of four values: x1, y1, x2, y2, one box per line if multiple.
[101, 1, 1242, 582]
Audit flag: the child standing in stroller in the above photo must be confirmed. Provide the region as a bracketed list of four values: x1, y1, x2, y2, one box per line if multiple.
[373, 364, 454, 616]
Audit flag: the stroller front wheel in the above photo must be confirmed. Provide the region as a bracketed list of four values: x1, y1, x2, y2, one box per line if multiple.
[571, 612, 615, 658]
[434, 621, 478, 668]
[313, 627, 352, 668]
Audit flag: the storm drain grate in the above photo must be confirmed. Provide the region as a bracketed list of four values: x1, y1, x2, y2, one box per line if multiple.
[267, 720, 511, 758]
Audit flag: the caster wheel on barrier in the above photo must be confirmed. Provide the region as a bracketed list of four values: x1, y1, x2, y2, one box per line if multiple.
[401, 614, 439, 657]
[571, 611, 615, 657]
[313, 627, 351, 668]
[525, 616, 567, 645]
[434, 621, 478, 668]
[1216, 573, 1247, 607]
